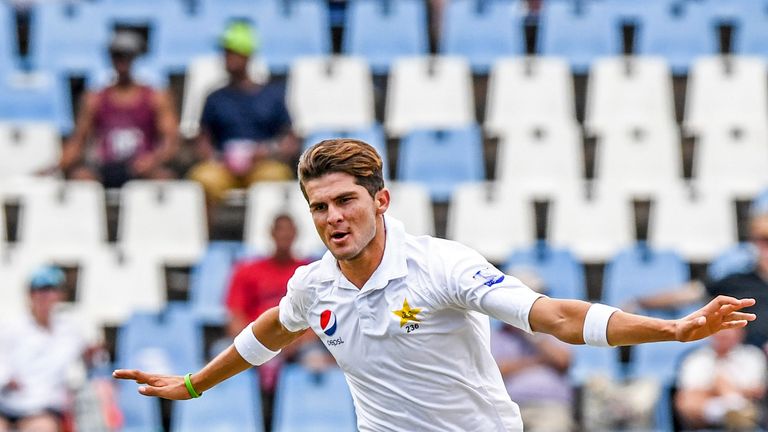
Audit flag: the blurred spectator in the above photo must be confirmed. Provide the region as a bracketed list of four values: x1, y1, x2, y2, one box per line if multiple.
[631, 208, 768, 350]
[491, 269, 574, 432]
[676, 327, 766, 430]
[0, 266, 95, 432]
[187, 22, 299, 202]
[56, 31, 180, 188]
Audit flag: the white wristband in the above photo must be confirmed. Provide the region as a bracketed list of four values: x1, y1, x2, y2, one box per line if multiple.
[234, 324, 281, 366]
[583, 303, 619, 347]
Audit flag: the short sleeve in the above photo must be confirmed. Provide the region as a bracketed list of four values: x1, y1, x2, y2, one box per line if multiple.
[437, 241, 543, 333]
[278, 267, 313, 332]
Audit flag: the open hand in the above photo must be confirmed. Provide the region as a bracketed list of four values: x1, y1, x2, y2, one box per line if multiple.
[674, 296, 756, 342]
[113, 369, 192, 400]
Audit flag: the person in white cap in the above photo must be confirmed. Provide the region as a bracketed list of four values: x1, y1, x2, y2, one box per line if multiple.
[116, 139, 756, 431]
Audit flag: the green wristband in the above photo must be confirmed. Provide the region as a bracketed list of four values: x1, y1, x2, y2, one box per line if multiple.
[184, 373, 202, 398]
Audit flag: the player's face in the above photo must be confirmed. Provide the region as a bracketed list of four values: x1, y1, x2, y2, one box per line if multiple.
[304, 172, 389, 262]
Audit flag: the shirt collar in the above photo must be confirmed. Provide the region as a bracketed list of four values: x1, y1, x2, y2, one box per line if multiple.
[315, 214, 409, 291]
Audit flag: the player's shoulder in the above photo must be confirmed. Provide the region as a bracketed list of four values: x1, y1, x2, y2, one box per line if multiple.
[405, 233, 484, 265]
[287, 257, 333, 290]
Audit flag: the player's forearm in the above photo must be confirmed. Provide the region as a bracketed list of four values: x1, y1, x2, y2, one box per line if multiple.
[606, 311, 677, 346]
[190, 345, 252, 393]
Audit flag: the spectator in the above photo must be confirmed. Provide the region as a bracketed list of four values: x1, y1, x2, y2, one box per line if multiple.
[0, 266, 94, 432]
[676, 327, 766, 430]
[490, 269, 574, 432]
[56, 30, 180, 188]
[630, 207, 768, 350]
[188, 22, 299, 202]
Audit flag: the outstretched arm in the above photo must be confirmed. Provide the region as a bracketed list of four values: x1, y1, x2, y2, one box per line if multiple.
[113, 306, 305, 399]
[527, 295, 756, 346]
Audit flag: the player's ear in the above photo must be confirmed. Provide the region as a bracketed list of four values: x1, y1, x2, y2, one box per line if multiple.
[374, 188, 390, 215]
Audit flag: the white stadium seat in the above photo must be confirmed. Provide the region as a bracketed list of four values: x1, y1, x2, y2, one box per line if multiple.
[585, 56, 675, 134]
[0, 122, 60, 178]
[118, 180, 208, 266]
[385, 56, 474, 136]
[684, 56, 768, 133]
[649, 182, 737, 262]
[549, 183, 634, 262]
[386, 182, 435, 237]
[287, 56, 375, 136]
[485, 56, 576, 136]
[446, 182, 534, 263]
[180, 55, 269, 138]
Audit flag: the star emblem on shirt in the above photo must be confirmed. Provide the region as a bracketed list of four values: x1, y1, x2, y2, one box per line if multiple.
[392, 298, 422, 327]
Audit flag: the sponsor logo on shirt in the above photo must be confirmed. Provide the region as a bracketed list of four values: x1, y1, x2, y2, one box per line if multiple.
[392, 298, 422, 332]
[473, 268, 505, 287]
[320, 309, 338, 336]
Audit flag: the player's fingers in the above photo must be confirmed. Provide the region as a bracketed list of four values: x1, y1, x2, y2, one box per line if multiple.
[138, 385, 163, 397]
[724, 312, 757, 322]
[113, 369, 150, 383]
[720, 320, 748, 329]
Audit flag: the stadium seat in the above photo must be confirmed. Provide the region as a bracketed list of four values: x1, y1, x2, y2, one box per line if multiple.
[495, 123, 583, 193]
[602, 244, 690, 318]
[753, 188, 768, 215]
[180, 54, 269, 137]
[171, 369, 263, 432]
[77, 246, 166, 327]
[684, 56, 768, 133]
[649, 182, 737, 262]
[0, 122, 60, 179]
[593, 0, 678, 29]
[385, 56, 474, 136]
[692, 125, 768, 197]
[28, 2, 111, 76]
[16, 180, 107, 264]
[446, 182, 533, 264]
[537, 1, 621, 73]
[585, 56, 676, 134]
[503, 242, 586, 300]
[0, 71, 73, 134]
[303, 125, 390, 179]
[244, 181, 325, 259]
[342, 0, 428, 74]
[707, 243, 756, 281]
[188, 241, 242, 324]
[569, 345, 622, 385]
[635, 1, 718, 75]
[484, 56, 576, 136]
[439, 0, 525, 74]
[118, 180, 208, 266]
[385, 182, 435, 237]
[197, 0, 262, 28]
[259, 0, 331, 73]
[273, 365, 357, 432]
[116, 379, 163, 432]
[397, 126, 485, 203]
[730, 0, 768, 56]
[594, 124, 682, 197]
[0, 3, 19, 73]
[286, 56, 375, 136]
[93, 0, 184, 27]
[549, 183, 634, 262]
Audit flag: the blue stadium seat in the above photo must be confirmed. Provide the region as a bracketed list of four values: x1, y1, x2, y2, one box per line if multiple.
[594, 0, 679, 27]
[259, 0, 330, 74]
[198, 0, 262, 28]
[272, 365, 357, 432]
[116, 305, 204, 375]
[145, 3, 221, 73]
[537, 1, 622, 73]
[569, 345, 622, 385]
[708, 243, 756, 281]
[504, 242, 587, 300]
[439, 0, 525, 74]
[94, 0, 183, 26]
[188, 241, 242, 324]
[753, 188, 768, 215]
[0, 3, 19, 73]
[732, 1, 768, 56]
[343, 0, 429, 74]
[0, 71, 73, 133]
[397, 126, 485, 203]
[171, 369, 263, 432]
[635, 1, 718, 75]
[303, 124, 389, 178]
[116, 379, 163, 432]
[602, 244, 690, 319]
[28, 2, 111, 76]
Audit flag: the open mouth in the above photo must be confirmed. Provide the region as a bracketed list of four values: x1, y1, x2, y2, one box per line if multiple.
[330, 231, 349, 242]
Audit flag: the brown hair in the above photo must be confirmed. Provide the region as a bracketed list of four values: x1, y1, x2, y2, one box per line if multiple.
[298, 139, 385, 199]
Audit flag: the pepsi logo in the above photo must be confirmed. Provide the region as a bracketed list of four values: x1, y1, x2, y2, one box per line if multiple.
[320, 309, 338, 336]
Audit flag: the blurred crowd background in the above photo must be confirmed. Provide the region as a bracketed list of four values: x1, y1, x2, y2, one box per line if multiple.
[2, 0, 768, 430]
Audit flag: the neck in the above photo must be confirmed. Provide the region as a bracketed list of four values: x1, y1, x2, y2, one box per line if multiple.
[32, 312, 51, 329]
[230, 75, 254, 89]
[272, 250, 293, 263]
[339, 217, 386, 289]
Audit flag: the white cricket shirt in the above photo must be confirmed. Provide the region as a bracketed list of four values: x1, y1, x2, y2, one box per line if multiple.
[279, 215, 543, 431]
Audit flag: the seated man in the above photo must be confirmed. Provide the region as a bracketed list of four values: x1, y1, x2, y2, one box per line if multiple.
[0, 266, 93, 432]
[57, 30, 179, 188]
[676, 327, 766, 430]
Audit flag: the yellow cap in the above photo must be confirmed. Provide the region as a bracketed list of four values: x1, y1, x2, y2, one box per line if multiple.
[220, 21, 259, 56]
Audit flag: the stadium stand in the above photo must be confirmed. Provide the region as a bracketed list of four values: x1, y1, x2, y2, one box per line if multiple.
[385, 181, 435, 237]
[286, 55, 375, 136]
[258, 0, 331, 74]
[504, 242, 587, 300]
[188, 241, 242, 324]
[116, 378, 163, 432]
[729, 0, 768, 56]
[707, 242, 756, 282]
[0, 71, 73, 133]
[303, 124, 390, 179]
[0, 2, 19, 73]
[342, 0, 428, 75]
[568, 344, 621, 385]
[0, 121, 60, 179]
